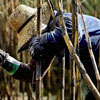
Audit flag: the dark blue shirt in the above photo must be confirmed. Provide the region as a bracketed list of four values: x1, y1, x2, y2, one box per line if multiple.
[46, 12, 100, 52]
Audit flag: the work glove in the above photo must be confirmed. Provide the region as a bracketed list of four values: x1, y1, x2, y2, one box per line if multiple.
[0, 49, 21, 75]
[29, 34, 55, 60]
[0, 49, 8, 65]
[29, 36, 44, 60]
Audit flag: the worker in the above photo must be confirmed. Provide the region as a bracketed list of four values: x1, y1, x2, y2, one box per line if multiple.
[0, 2, 100, 99]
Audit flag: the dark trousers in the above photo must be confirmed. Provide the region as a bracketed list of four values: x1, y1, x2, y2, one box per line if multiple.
[80, 46, 98, 100]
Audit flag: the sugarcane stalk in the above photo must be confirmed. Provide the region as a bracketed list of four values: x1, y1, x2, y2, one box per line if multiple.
[62, 54, 65, 100]
[78, 0, 100, 92]
[36, 0, 42, 100]
[72, 0, 81, 100]
[98, 41, 100, 92]
[10, 0, 14, 12]
[59, 1, 65, 100]
[74, 0, 81, 100]
[66, 0, 70, 12]
[57, 55, 65, 100]
[46, 0, 56, 25]
[94, 0, 97, 17]
[93, 0, 100, 93]
[47, 68, 51, 100]
[46, 1, 66, 99]
[60, 0, 63, 11]
[55, 0, 100, 99]
[71, 0, 77, 99]
[14, 0, 19, 7]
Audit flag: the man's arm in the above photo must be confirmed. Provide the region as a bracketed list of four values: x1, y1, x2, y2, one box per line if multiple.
[13, 58, 36, 83]
[0, 49, 36, 83]
[0, 48, 55, 83]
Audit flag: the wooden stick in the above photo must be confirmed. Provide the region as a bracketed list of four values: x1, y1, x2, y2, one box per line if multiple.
[56, 0, 100, 99]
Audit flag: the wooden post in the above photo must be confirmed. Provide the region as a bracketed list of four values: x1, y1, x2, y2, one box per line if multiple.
[55, 0, 100, 99]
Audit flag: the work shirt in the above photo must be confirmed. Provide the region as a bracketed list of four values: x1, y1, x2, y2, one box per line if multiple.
[46, 12, 100, 52]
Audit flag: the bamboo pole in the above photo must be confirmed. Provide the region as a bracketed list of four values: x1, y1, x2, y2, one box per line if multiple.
[36, 0, 42, 100]
[78, 0, 100, 92]
[55, 0, 100, 99]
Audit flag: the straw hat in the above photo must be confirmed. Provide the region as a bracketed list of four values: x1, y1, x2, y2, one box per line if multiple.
[9, 2, 50, 52]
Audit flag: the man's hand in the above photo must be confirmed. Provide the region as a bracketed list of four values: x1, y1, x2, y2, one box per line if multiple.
[28, 31, 63, 61]
[0, 49, 8, 65]
[28, 36, 44, 60]
[28, 34, 56, 78]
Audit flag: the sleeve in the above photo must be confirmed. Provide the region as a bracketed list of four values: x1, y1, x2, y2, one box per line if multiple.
[13, 58, 36, 83]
